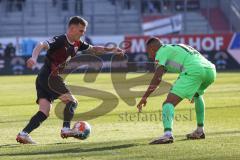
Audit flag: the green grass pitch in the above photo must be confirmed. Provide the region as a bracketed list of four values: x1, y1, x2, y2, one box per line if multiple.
[0, 72, 240, 160]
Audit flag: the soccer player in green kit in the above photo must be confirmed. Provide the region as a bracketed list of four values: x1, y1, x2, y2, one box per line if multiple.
[137, 37, 216, 144]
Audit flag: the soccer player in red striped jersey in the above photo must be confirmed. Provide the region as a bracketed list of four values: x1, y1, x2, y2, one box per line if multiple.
[16, 16, 124, 144]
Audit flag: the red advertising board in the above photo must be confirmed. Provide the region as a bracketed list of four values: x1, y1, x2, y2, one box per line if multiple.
[125, 33, 233, 53]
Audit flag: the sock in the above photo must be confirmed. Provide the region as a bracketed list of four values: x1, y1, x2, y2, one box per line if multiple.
[194, 96, 205, 128]
[197, 126, 204, 133]
[63, 101, 78, 128]
[164, 131, 172, 137]
[19, 131, 28, 136]
[162, 103, 175, 132]
[23, 111, 47, 134]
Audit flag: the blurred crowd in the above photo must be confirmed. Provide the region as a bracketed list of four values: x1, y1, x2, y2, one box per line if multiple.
[2, 0, 200, 15]
[109, 0, 200, 14]
[0, 36, 92, 58]
[0, 43, 16, 59]
[51, 0, 83, 14]
[5, 0, 26, 12]
[2, 0, 83, 14]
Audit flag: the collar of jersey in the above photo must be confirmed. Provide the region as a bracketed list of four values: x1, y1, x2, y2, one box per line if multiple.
[65, 34, 75, 45]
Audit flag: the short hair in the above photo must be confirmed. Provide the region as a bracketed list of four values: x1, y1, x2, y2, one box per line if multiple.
[68, 16, 88, 27]
[146, 37, 163, 47]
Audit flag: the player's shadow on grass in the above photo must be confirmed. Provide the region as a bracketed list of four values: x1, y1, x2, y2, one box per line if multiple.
[0, 143, 137, 156]
[176, 130, 240, 142]
[206, 130, 240, 136]
[1, 130, 239, 154]
[0, 144, 21, 148]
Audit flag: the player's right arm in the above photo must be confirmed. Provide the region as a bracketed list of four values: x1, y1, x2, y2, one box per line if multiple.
[137, 65, 166, 112]
[137, 47, 169, 112]
[27, 36, 63, 69]
[26, 41, 49, 69]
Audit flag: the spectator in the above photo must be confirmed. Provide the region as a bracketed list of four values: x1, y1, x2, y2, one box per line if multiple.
[6, 0, 14, 12]
[4, 43, 16, 58]
[109, 0, 116, 5]
[75, 0, 83, 15]
[52, 0, 57, 7]
[121, 0, 131, 10]
[62, 0, 68, 11]
[214, 51, 228, 69]
[11, 57, 25, 75]
[142, 0, 161, 14]
[147, 1, 157, 13]
[16, 0, 24, 11]
[0, 43, 4, 57]
[141, 0, 147, 13]
[125, 0, 131, 9]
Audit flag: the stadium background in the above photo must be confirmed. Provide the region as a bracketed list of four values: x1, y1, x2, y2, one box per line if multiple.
[0, 1, 240, 160]
[0, 0, 239, 75]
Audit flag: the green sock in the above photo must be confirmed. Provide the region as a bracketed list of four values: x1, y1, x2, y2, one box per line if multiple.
[194, 96, 205, 127]
[162, 103, 175, 132]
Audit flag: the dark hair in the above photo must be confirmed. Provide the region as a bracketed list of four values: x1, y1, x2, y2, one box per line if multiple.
[68, 16, 88, 27]
[146, 37, 163, 47]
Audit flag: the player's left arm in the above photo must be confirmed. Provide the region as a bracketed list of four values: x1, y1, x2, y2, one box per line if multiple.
[137, 65, 166, 112]
[88, 45, 125, 56]
[78, 40, 125, 56]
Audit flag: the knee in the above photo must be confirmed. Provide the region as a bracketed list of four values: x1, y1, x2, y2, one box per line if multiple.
[162, 101, 174, 107]
[71, 100, 78, 107]
[163, 93, 182, 107]
[66, 100, 78, 111]
[60, 94, 77, 104]
[73, 99, 78, 106]
[68, 95, 78, 108]
[194, 93, 200, 98]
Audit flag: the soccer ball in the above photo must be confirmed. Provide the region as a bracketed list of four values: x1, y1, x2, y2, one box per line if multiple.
[72, 121, 91, 140]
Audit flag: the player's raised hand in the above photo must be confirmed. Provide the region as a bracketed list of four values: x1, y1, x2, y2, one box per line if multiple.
[113, 47, 125, 56]
[137, 97, 147, 113]
[26, 57, 37, 69]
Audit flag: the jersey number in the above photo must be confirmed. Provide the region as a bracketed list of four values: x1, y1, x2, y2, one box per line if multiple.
[172, 44, 199, 55]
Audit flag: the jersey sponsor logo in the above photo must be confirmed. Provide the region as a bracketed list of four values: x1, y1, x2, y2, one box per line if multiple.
[48, 37, 56, 44]
[74, 46, 78, 53]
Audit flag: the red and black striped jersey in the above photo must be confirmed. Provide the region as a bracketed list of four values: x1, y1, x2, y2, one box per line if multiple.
[44, 34, 90, 74]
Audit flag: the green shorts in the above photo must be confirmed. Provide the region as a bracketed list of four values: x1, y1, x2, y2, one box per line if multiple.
[170, 67, 216, 100]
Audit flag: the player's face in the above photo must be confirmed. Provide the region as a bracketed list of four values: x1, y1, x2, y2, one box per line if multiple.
[71, 24, 86, 41]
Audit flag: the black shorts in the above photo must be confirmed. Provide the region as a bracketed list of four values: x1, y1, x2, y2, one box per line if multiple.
[35, 64, 70, 104]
